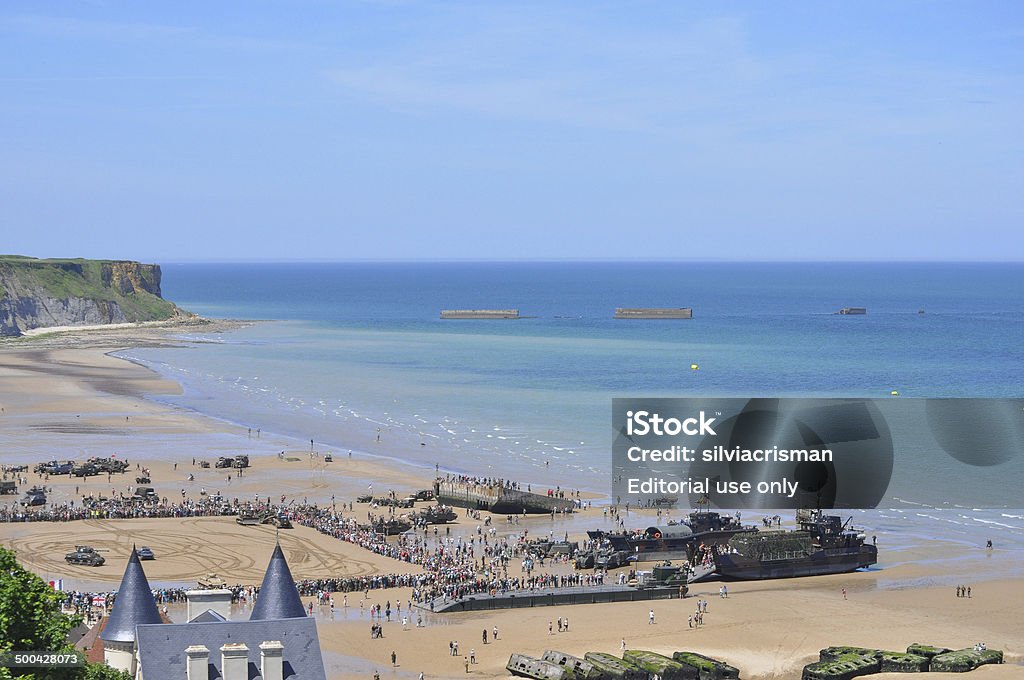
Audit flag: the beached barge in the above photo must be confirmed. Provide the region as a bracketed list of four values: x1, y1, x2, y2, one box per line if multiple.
[614, 308, 693, 319]
[434, 480, 575, 515]
[420, 583, 682, 613]
[441, 309, 520, 319]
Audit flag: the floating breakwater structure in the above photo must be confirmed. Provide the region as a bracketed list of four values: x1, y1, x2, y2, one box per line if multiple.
[433, 479, 575, 515]
[419, 583, 681, 613]
[440, 309, 520, 319]
[614, 307, 693, 319]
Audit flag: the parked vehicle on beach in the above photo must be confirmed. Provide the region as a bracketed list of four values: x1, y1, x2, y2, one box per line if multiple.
[20, 490, 46, 506]
[236, 510, 260, 526]
[133, 487, 159, 502]
[693, 510, 878, 581]
[72, 464, 99, 477]
[91, 457, 129, 473]
[198, 573, 227, 589]
[34, 461, 73, 475]
[263, 513, 293, 529]
[137, 546, 155, 560]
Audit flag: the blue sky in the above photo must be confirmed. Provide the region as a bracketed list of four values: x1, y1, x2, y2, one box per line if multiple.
[2, 1, 1022, 261]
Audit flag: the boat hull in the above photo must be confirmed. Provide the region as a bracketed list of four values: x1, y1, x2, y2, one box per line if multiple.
[704, 545, 877, 581]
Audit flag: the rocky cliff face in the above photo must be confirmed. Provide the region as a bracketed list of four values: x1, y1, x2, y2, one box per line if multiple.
[0, 257, 188, 336]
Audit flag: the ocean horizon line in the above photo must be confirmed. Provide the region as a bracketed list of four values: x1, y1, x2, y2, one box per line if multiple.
[153, 257, 1024, 265]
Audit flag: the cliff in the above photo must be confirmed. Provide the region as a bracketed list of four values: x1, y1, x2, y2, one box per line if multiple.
[0, 256, 190, 337]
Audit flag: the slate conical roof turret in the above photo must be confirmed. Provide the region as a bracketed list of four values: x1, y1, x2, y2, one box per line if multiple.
[250, 543, 306, 620]
[100, 547, 163, 642]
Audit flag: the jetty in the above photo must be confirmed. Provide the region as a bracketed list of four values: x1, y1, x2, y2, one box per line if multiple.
[434, 479, 575, 515]
[419, 583, 682, 613]
[440, 309, 520, 319]
[614, 308, 693, 319]
[836, 307, 867, 315]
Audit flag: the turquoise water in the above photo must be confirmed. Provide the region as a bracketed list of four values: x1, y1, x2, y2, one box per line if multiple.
[120, 262, 1023, 498]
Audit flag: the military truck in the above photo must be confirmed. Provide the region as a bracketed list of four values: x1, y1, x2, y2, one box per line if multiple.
[133, 487, 159, 502]
[72, 463, 99, 477]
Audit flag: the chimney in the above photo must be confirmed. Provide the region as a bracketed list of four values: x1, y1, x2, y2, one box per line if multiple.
[260, 641, 284, 680]
[185, 645, 209, 680]
[220, 643, 249, 680]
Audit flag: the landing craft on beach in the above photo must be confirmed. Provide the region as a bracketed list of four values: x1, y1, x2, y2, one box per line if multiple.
[691, 509, 877, 582]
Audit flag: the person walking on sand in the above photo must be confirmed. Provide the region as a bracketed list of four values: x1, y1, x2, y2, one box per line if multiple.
[391, 651, 397, 667]
[649, 609, 655, 624]
[621, 638, 626, 651]
[464, 657, 469, 673]
[842, 587, 847, 600]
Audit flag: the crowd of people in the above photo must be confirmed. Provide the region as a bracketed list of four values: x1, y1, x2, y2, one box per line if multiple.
[5, 467, 627, 611]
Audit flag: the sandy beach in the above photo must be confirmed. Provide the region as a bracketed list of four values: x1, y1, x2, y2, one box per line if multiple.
[1, 323, 1022, 680]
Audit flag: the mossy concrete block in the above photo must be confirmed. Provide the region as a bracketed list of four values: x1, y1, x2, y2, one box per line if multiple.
[905, 644, 951, 659]
[507, 653, 571, 680]
[623, 650, 695, 680]
[930, 648, 1003, 672]
[671, 651, 741, 679]
[584, 652, 648, 680]
[802, 653, 880, 680]
[818, 647, 879, 663]
[879, 652, 929, 672]
[542, 651, 598, 680]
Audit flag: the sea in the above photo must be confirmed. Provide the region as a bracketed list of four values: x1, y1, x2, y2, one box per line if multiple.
[116, 262, 1024, 578]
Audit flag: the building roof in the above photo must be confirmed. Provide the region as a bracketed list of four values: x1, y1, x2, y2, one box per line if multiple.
[190, 609, 228, 623]
[249, 544, 306, 621]
[75, 616, 107, 664]
[136, 616, 326, 680]
[100, 547, 164, 643]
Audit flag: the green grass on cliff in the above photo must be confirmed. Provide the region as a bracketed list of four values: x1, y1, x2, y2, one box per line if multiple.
[0, 256, 177, 322]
